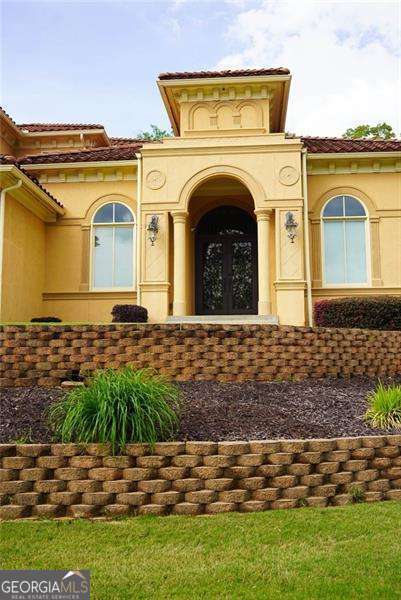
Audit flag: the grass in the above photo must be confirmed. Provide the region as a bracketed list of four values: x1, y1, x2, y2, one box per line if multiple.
[365, 381, 401, 429]
[2, 503, 401, 599]
[47, 367, 181, 452]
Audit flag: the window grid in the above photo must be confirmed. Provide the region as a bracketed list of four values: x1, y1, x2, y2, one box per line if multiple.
[321, 195, 370, 287]
[91, 202, 136, 291]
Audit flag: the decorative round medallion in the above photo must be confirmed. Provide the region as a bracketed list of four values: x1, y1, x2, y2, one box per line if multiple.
[146, 170, 166, 190]
[279, 165, 300, 186]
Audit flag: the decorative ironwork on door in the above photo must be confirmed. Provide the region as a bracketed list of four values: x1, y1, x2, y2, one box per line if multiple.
[195, 206, 258, 315]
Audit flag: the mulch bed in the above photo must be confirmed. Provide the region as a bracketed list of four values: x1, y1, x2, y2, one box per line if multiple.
[1, 376, 401, 443]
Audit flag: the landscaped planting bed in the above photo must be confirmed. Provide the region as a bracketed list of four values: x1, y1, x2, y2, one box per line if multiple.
[1, 376, 401, 443]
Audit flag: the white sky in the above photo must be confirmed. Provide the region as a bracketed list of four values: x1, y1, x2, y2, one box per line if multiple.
[1, 0, 400, 137]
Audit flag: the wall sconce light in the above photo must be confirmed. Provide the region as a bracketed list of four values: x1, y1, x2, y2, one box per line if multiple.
[284, 211, 298, 243]
[147, 215, 159, 246]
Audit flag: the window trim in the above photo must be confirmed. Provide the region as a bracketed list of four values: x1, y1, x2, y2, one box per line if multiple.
[90, 201, 136, 292]
[321, 195, 371, 288]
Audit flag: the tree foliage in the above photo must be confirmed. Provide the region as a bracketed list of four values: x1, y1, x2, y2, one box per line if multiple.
[343, 122, 396, 140]
[137, 124, 173, 141]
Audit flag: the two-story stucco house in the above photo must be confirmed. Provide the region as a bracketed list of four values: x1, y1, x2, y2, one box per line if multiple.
[1, 67, 400, 326]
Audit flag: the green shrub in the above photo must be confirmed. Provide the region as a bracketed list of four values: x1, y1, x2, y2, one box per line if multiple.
[349, 484, 365, 504]
[364, 381, 401, 429]
[47, 367, 181, 452]
[314, 296, 401, 330]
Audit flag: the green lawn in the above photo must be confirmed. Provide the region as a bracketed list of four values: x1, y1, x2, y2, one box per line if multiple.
[1, 502, 401, 599]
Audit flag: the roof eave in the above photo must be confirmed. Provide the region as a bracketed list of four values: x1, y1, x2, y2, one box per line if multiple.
[157, 80, 180, 136]
[20, 128, 107, 138]
[158, 74, 292, 136]
[279, 76, 291, 133]
[0, 164, 65, 217]
[21, 159, 138, 170]
[157, 74, 291, 87]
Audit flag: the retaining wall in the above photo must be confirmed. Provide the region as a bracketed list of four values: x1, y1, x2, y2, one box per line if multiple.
[0, 323, 400, 387]
[1, 437, 401, 520]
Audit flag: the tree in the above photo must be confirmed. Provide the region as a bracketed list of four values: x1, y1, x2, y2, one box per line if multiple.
[137, 124, 173, 141]
[343, 122, 396, 140]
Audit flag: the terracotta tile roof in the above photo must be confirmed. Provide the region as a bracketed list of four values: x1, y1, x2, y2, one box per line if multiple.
[20, 143, 142, 165]
[158, 67, 290, 80]
[0, 106, 20, 130]
[301, 136, 401, 153]
[18, 123, 105, 132]
[109, 136, 143, 146]
[0, 154, 64, 208]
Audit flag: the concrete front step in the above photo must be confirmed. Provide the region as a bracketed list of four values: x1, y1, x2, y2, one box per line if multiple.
[166, 315, 279, 325]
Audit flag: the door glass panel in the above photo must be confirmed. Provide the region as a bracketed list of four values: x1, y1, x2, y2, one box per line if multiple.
[93, 227, 113, 288]
[202, 241, 224, 312]
[231, 241, 253, 311]
[114, 227, 134, 287]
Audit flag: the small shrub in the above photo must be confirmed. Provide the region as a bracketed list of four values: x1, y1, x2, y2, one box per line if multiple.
[111, 304, 148, 323]
[364, 381, 401, 429]
[314, 296, 401, 330]
[349, 485, 365, 503]
[12, 429, 33, 444]
[31, 316, 62, 323]
[47, 367, 180, 452]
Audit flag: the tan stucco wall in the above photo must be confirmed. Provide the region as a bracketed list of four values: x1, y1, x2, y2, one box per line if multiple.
[43, 181, 137, 290]
[1, 195, 45, 321]
[140, 134, 304, 322]
[2, 143, 400, 326]
[36, 178, 138, 322]
[42, 293, 137, 323]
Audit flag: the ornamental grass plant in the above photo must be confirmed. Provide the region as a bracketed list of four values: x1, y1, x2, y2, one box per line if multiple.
[47, 367, 181, 452]
[364, 381, 401, 430]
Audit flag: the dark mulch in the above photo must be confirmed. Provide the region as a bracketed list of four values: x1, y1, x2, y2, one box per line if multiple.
[1, 377, 401, 443]
[0, 387, 62, 443]
[177, 377, 401, 441]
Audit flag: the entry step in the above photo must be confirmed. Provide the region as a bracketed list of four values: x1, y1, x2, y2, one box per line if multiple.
[166, 315, 279, 325]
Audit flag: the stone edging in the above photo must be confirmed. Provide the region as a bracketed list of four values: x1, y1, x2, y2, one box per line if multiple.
[1, 435, 401, 520]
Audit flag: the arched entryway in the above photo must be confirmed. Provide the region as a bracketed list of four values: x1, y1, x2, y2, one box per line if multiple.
[171, 172, 272, 318]
[195, 206, 258, 315]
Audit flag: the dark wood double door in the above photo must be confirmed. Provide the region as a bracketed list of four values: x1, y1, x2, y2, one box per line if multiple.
[195, 206, 258, 315]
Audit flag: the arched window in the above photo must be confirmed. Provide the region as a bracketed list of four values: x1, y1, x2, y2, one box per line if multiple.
[322, 195, 369, 285]
[92, 202, 135, 289]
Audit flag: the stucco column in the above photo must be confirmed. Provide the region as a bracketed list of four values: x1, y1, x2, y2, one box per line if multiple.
[255, 208, 272, 315]
[171, 211, 188, 316]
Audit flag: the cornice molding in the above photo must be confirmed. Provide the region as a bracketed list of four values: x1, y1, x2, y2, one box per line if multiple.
[307, 151, 401, 160]
[140, 142, 303, 159]
[307, 155, 401, 175]
[20, 161, 137, 184]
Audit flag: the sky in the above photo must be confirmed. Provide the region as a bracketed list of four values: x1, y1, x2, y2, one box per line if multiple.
[1, 0, 400, 138]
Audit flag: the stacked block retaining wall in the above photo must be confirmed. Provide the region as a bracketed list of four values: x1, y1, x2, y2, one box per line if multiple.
[1, 437, 401, 520]
[0, 323, 400, 387]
